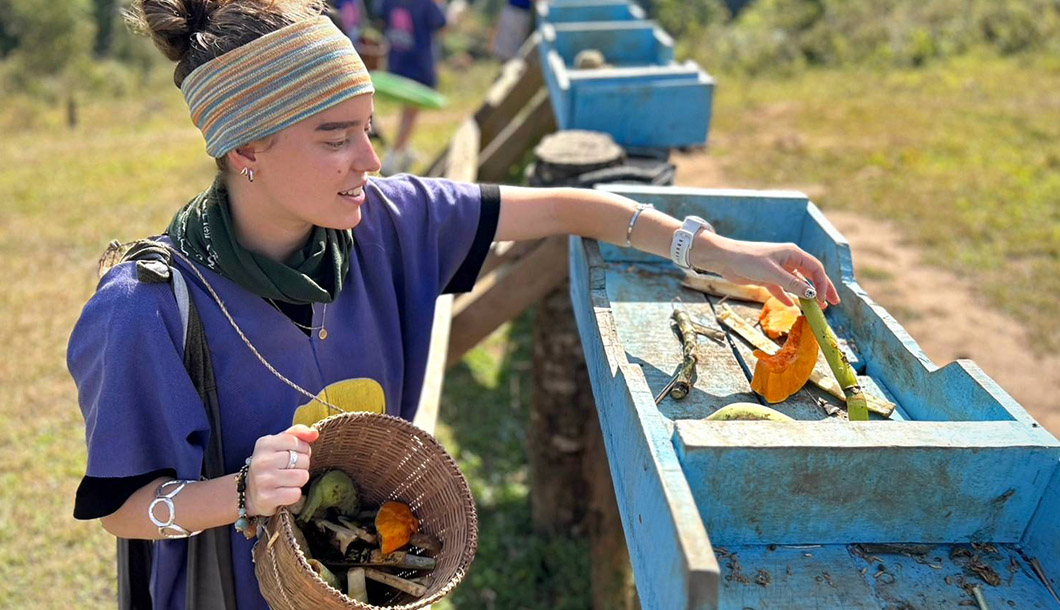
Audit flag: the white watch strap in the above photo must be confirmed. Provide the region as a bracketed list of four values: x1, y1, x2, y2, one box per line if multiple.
[670, 216, 713, 269]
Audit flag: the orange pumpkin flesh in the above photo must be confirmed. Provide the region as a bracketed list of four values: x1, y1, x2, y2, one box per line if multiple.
[750, 316, 819, 403]
[758, 296, 800, 339]
[376, 501, 420, 555]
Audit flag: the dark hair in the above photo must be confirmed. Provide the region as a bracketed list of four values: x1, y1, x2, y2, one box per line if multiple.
[125, 0, 326, 167]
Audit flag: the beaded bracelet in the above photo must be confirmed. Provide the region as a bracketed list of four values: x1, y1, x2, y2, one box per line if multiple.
[234, 457, 257, 539]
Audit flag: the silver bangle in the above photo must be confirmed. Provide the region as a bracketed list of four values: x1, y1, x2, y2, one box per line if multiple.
[625, 203, 654, 248]
[148, 479, 203, 539]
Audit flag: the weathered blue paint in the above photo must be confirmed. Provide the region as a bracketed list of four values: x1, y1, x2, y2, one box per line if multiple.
[544, 21, 673, 66]
[675, 420, 1059, 544]
[537, 23, 715, 148]
[1021, 460, 1060, 599]
[570, 237, 721, 609]
[570, 184, 1060, 608]
[536, 0, 645, 24]
[715, 543, 1060, 609]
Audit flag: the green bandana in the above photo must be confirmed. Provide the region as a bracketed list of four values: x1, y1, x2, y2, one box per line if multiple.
[166, 179, 352, 304]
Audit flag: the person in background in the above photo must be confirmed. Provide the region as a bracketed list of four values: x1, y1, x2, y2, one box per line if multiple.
[379, 0, 446, 175]
[334, 0, 367, 43]
[490, 0, 532, 62]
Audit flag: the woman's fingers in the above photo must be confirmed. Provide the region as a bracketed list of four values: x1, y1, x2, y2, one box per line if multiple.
[781, 248, 840, 305]
[284, 424, 320, 444]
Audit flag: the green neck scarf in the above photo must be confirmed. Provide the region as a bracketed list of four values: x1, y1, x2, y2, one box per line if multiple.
[166, 178, 352, 304]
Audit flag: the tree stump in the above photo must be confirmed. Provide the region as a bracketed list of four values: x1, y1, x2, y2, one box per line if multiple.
[528, 129, 656, 610]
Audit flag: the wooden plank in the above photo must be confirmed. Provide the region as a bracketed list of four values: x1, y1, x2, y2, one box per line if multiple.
[444, 118, 479, 183]
[716, 542, 1060, 610]
[715, 545, 878, 610]
[674, 420, 1060, 545]
[1021, 460, 1060, 599]
[413, 294, 452, 435]
[446, 236, 568, 367]
[477, 87, 556, 183]
[570, 237, 720, 609]
[478, 240, 541, 277]
[604, 266, 756, 421]
[416, 119, 479, 433]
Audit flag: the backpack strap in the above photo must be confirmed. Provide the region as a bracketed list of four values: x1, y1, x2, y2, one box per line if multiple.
[114, 240, 237, 610]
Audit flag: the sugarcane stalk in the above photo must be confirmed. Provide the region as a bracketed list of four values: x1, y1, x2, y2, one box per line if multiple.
[798, 298, 869, 421]
[716, 305, 894, 417]
[668, 310, 701, 399]
[682, 271, 773, 303]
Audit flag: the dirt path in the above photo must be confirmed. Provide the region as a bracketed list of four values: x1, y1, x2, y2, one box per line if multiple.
[673, 150, 1060, 435]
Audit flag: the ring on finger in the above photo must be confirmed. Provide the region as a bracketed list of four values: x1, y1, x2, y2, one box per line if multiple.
[283, 449, 298, 470]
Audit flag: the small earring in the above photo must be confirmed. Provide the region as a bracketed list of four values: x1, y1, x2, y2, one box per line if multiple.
[240, 167, 255, 183]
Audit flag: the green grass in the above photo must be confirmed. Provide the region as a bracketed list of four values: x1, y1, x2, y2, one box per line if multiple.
[704, 50, 1060, 349]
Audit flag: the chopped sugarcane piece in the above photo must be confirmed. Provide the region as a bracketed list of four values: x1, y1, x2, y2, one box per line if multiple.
[717, 305, 895, 417]
[798, 298, 869, 421]
[682, 271, 772, 303]
[347, 568, 368, 603]
[308, 559, 341, 590]
[325, 550, 438, 571]
[336, 516, 379, 545]
[363, 568, 428, 597]
[707, 402, 794, 421]
[668, 309, 701, 400]
[408, 531, 443, 556]
[298, 470, 360, 523]
[315, 519, 362, 555]
[367, 550, 436, 570]
[669, 355, 697, 400]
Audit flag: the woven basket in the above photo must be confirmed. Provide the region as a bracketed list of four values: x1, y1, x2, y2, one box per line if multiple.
[254, 412, 478, 609]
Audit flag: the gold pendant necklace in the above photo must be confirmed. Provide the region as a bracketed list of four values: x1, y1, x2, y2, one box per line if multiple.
[268, 299, 328, 340]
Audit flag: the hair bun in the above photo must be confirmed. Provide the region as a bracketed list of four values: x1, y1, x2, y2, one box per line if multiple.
[127, 0, 216, 63]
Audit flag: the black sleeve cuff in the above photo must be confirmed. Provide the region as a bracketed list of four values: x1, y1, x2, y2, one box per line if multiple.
[443, 183, 500, 294]
[73, 469, 175, 520]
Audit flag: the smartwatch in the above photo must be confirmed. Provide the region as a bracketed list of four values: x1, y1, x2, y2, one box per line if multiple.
[669, 215, 715, 269]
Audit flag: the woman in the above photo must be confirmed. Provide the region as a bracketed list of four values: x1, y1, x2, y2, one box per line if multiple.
[67, 0, 840, 607]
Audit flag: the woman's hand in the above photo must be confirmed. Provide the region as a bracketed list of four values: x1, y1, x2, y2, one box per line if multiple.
[695, 234, 841, 307]
[244, 424, 318, 517]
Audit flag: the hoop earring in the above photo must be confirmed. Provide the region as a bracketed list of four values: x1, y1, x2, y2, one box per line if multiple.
[240, 167, 255, 183]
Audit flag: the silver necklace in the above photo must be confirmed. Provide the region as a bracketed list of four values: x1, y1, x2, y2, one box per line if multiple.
[267, 298, 329, 340]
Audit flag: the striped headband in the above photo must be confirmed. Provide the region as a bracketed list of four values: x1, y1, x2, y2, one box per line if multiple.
[181, 16, 374, 157]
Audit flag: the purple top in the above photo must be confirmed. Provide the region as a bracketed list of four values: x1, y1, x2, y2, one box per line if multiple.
[382, 0, 446, 88]
[67, 175, 497, 609]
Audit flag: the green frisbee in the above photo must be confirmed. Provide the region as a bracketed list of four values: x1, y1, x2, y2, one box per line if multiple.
[369, 71, 448, 110]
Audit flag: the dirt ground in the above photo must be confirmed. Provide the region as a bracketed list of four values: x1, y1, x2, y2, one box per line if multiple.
[673, 150, 1060, 436]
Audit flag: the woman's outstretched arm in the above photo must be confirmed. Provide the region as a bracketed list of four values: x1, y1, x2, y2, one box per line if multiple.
[495, 185, 841, 307]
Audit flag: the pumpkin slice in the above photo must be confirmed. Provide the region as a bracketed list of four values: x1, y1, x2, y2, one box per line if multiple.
[376, 501, 420, 555]
[758, 296, 801, 339]
[750, 315, 819, 403]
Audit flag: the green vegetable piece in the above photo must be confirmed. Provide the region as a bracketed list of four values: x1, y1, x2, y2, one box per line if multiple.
[308, 559, 340, 590]
[298, 470, 360, 523]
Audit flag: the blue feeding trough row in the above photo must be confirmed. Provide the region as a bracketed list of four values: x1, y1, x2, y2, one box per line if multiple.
[535, 0, 645, 24]
[538, 22, 714, 148]
[569, 184, 1060, 609]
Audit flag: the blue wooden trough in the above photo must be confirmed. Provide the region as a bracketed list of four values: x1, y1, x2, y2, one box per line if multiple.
[569, 184, 1060, 609]
[533, 2, 715, 150]
[535, 0, 645, 24]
